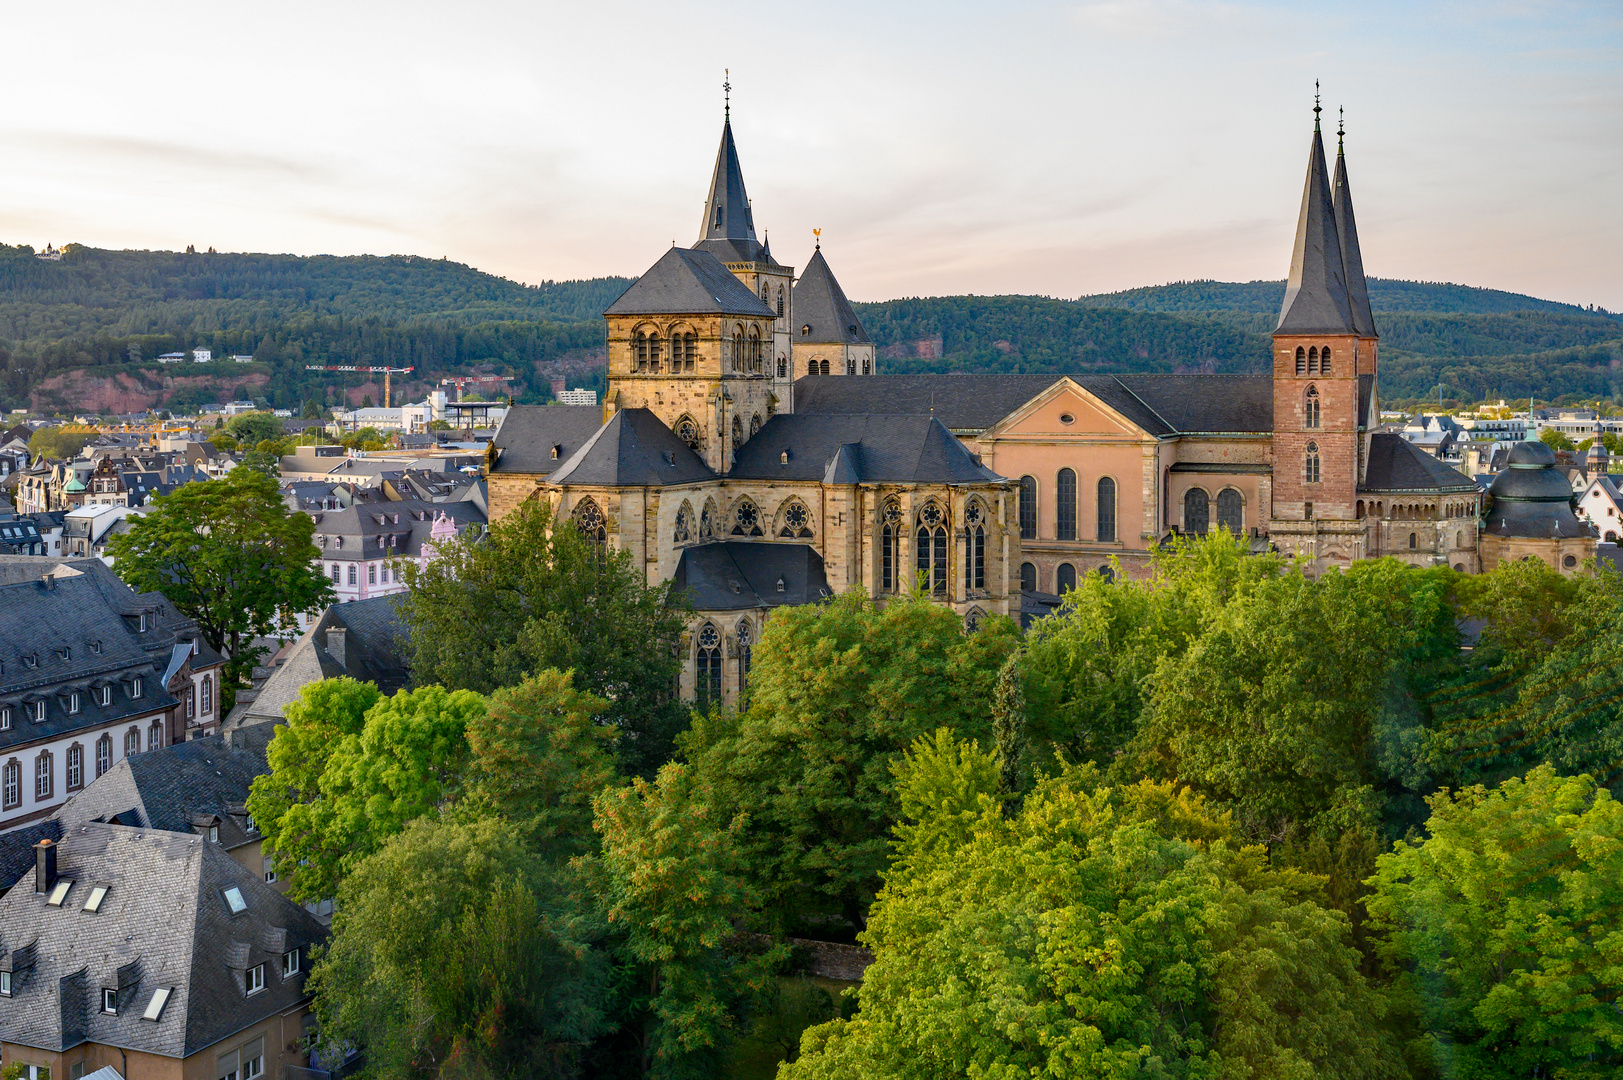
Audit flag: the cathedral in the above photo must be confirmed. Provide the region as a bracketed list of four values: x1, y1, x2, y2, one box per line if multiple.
[487, 100, 1482, 704]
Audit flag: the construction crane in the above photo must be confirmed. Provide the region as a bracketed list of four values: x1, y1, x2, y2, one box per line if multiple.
[305, 365, 415, 408]
[439, 374, 514, 402]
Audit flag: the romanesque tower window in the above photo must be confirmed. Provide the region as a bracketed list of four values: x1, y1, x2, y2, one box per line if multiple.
[635, 332, 649, 372]
[1056, 469, 1077, 541]
[1305, 386, 1321, 429]
[674, 502, 696, 545]
[778, 499, 813, 539]
[1184, 489, 1209, 535]
[736, 619, 753, 697]
[730, 498, 764, 537]
[1019, 476, 1037, 540]
[648, 333, 663, 370]
[1304, 443, 1321, 484]
[881, 499, 901, 592]
[1097, 477, 1117, 543]
[777, 358, 786, 378]
[1409, 532, 1417, 549]
[574, 498, 607, 555]
[965, 499, 987, 592]
[1217, 488, 1244, 534]
[1295, 346, 1306, 375]
[695, 624, 722, 706]
[680, 332, 697, 372]
[916, 501, 949, 598]
[1320, 347, 1332, 374]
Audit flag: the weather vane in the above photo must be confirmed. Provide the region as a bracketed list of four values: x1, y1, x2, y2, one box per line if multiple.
[813, 228, 821, 250]
[724, 69, 730, 122]
[1338, 105, 1345, 152]
[1313, 79, 1322, 130]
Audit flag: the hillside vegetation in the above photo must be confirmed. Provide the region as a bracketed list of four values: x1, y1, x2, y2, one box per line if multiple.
[2, 244, 1616, 413]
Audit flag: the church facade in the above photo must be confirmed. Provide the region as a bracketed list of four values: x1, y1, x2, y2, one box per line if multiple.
[488, 104, 1486, 704]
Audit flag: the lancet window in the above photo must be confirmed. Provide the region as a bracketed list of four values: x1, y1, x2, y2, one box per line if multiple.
[915, 501, 949, 598]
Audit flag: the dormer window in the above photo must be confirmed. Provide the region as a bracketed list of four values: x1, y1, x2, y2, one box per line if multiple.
[59, 647, 70, 661]
[0, 707, 9, 731]
[209, 825, 219, 844]
[89, 640, 102, 654]
[245, 963, 265, 995]
[130, 677, 143, 699]
[98, 686, 111, 706]
[1, 971, 11, 996]
[28, 701, 45, 723]
[102, 987, 118, 1014]
[23, 653, 37, 669]
[67, 692, 80, 715]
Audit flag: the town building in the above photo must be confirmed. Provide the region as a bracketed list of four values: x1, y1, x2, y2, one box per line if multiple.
[0, 824, 325, 1080]
[310, 499, 485, 603]
[1479, 441, 1597, 574]
[555, 388, 599, 406]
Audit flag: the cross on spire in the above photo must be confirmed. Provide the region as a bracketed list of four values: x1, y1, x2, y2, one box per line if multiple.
[1314, 79, 1322, 131]
[723, 69, 730, 123]
[1338, 105, 1345, 153]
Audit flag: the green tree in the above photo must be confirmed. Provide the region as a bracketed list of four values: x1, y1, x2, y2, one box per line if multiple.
[238, 450, 279, 477]
[27, 424, 93, 461]
[782, 734, 1403, 1080]
[310, 815, 608, 1080]
[252, 683, 484, 901]
[1366, 765, 1623, 1078]
[1540, 426, 1577, 451]
[680, 591, 1019, 932]
[104, 466, 334, 704]
[223, 411, 283, 446]
[399, 499, 688, 777]
[582, 762, 778, 1079]
[207, 432, 240, 452]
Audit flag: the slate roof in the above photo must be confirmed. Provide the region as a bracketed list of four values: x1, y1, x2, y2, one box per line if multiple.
[0, 820, 62, 893]
[1332, 142, 1378, 338]
[792, 248, 869, 344]
[672, 542, 832, 611]
[0, 822, 326, 1056]
[1277, 124, 1357, 335]
[225, 598, 409, 728]
[730, 414, 1003, 484]
[603, 247, 775, 318]
[1360, 433, 1480, 493]
[55, 730, 274, 854]
[792, 374, 1275, 436]
[550, 408, 716, 487]
[692, 119, 773, 265]
[308, 499, 485, 563]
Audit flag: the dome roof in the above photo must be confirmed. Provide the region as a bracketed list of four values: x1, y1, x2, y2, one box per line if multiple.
[1483, 439, 1591, 539]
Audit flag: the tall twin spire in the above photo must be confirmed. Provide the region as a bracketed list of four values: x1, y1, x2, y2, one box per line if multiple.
[1277, 88, 1377, 339]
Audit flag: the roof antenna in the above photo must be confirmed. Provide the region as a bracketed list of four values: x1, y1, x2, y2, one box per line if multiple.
[1313, 80, 1322, 131]
[812, 227, 821, 251]
[723, 69, 730, 123]
[1337, 106, 1345, 153]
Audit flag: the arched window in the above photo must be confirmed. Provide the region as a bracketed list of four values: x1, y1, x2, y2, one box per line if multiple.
[732, 327, 744, 372]
[1295, 346, 1306, 375]
[35, 751, 52, 801]
[1456, 531, 1463, 548]
[201, 676, 212, 716]
[1056, 469, 1077, 541]
[1320, 347, 1331, 374]
[730, 497, 763, 537]
[732, 415, 744, 445]
[1305, 385, 1321, 429]
[777, 286, 785, 318]
[675, 416, 701, 452]
[1096, 477, 1116, 543]
[965, 607, 985, 633]
[125, 728, 140, 757]
[635, 331, 648, 372]
[1409, 532, 1417, 549]
[149, 720, 163, 750]
[846, 357, 855, 375]
[1308, 346, 1319, 374]
[1020, 562, 1037, 593]
[66, 745, 82, 791]
[96, 735, 111, 778]
[820, 359, 830, 375]
[695, 624, 722, 706]
[881, 500, 901, 592]
[965, 499, 986, 592]
[751, 414, 762, 435]
[862, 357, 871, 374]
[1184, 488, 1209, 535]
[1056, 563, 1077, 593]
[777, 357, 786, 378]
[915, 501, 949, 598]
[648, 332, 662, 370]
[1216, 488, 1243, 534]
[807, 359, 818, 376]
[700, 499, 718, 540]
[736, 619, 753, 697]
[748, 327, 762, 372]
[681, 332, 697, 371]
[1018, 476, 1037, 540]
[1, 760, 18, 809]
[1097, 564, 1116, 583]
[1304, 442, 1321, 484]
[574, 498, 607, 554]
[674, 501, 696, 545]
[777, 499, 813, 539]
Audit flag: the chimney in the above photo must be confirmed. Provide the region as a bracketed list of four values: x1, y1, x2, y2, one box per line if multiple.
[327, 627, 347, 670]
[35, 839, 57, 894]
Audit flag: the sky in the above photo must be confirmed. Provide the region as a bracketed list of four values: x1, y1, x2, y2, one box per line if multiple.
[1, 0, 1618, 308]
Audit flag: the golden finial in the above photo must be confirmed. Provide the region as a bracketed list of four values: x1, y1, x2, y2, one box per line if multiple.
[813, 228, 821, 251]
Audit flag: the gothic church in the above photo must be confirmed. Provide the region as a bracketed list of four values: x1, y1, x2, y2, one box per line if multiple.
[487, 102, 1477, 704]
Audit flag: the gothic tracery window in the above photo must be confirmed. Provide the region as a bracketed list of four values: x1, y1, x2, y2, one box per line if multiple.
[736, 619, 753, 697]
[1305, 442, 1321, 484]
[731, 497, 763, 537]
[1305, 385, 1321, 429]
[674, 501, 696, 545]
[574, 497, 607, 552]
[675, 417, 701, 452]
[695, 624, 722, 706]
[751, 414, 762, 435]
[915, 501, 949, 598]
[778, 499, 813, 539]
[700, 499, 718, 540]
[777, 286, 785, 318]
[965, 499, 986, 592]
[732, 415, 744, 445]
[881, 499, 901, 592]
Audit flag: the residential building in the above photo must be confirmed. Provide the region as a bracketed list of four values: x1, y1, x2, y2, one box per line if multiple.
[555, 388, 599, 406]
[1578, 471, 1623, 543]
[310, 500, 485, 603]
[0, 823, 326, 1080]
[0, 558, 225, 829]
[190, 349, 211, 364]
[1479, 442, 1596, 574]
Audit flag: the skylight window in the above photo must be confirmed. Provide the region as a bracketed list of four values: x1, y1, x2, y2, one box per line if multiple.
[142, 986, 172, 1021]
[46, 879, 74, 906]
[83, 885, 108, 913]
[223, 886, 246, 914]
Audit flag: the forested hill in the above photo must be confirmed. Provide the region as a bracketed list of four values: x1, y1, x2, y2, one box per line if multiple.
[2, 242, 1617, 413]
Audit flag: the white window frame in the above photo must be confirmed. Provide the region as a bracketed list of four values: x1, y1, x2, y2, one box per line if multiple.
[0, 707, 9, 731]
[282, 948, 300, 977]
[102, 987, 118, 1014]
[131, 677, 142, 699]
[245, 963, 265, 995]
[98, 686, 111, 707]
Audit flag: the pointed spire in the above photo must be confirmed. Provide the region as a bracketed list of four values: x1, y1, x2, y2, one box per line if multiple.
[1332, 112, 1377, 338]
[1276, 103, 1356, 336]
[693, 86, 770, 264]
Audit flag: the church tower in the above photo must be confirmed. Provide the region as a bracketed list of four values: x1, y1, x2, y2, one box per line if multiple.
[791, 240, 876, 378]
[1268, 99, 1378, 565]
